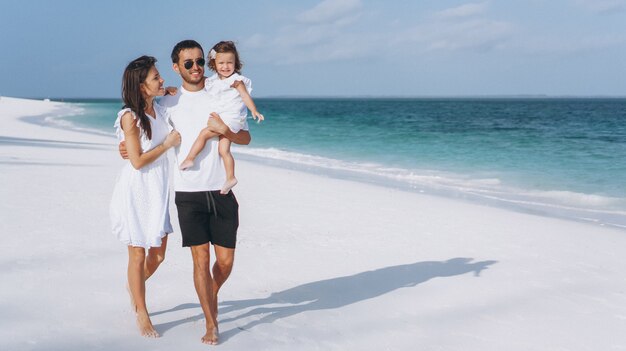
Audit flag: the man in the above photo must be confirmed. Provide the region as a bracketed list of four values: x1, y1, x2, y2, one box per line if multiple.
[121, 40, 251, 345]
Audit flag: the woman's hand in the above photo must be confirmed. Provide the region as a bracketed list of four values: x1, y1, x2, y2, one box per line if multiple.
[163, 130, 181, 149]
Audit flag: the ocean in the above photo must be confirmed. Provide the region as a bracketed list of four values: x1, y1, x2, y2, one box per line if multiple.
[47, 98, 626, 229]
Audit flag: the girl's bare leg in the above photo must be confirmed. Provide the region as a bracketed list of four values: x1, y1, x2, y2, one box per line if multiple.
[218, 136, 237, 194]
[180, 128, 214, 170]
[128, 246, 159, 338]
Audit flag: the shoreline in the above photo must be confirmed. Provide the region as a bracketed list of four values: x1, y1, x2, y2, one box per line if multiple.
[3, 96, 626, 350]
[23, 97, 626, 231]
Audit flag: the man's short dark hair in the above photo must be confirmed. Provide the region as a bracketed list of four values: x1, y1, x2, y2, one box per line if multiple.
[171, 40, 204, 63]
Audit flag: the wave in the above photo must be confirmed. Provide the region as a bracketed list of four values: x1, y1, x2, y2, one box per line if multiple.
[233, 146, 626, 228]
[40, 104, 116, 138]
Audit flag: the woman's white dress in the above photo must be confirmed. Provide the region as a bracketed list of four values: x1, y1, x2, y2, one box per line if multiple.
[110, 103, 173, 249]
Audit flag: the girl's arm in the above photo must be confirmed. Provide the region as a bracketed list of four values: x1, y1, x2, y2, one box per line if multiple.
[120, 112, 181, 170]
[232, 81, 264, 122]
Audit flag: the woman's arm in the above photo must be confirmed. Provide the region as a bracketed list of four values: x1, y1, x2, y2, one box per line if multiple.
[120, 112, 181, 169]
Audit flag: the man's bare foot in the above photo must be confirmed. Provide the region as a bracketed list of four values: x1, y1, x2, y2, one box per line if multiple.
[126, 284, 136, 312]
[201, 327, 219, 345]
[220, 178, 238, 194]
[136, 311, 159, 338]
[180, 159, 194, 170]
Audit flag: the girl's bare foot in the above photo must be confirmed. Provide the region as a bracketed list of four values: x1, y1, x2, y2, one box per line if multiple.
[201, 326, 219, 345]
[220, 178, 238, 194]
[136, 311, 159, 338]
[180, 159, 194, 170]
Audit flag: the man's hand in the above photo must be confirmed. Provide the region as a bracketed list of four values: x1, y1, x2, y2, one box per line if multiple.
[206, 112, 229, 135]
[118, 141, 129, 159]
[164, 86, 178, 96]
[206, 112, 251, 145]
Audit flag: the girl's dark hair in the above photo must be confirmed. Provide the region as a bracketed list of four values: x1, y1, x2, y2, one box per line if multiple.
[208, 41, 243, 74]
[121, 55, 156, 139]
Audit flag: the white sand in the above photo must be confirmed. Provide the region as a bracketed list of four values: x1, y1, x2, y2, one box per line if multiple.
[1, 96, 626, 351]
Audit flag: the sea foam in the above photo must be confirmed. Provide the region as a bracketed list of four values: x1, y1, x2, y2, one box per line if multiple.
[233, 146, 626, 228]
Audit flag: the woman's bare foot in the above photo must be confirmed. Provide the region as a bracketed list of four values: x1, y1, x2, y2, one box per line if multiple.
[220, 178, 238, 194]
[201, 326, 219, 345]
[179, 159, 194, 170]
[136, 311, 159, 338]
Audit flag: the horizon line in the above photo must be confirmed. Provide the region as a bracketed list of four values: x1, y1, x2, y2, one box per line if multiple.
[4, 94, 626, 101]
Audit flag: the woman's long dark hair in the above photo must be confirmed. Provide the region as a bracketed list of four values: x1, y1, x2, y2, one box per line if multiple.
[121, 55, 157, 139]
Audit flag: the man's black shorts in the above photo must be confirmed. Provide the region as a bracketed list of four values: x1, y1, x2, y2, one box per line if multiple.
[175, 190, 239, 248]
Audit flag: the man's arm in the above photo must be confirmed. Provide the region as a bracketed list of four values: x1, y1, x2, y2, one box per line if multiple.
[206, 112, 251, 145]
[225, 129, 251, 145]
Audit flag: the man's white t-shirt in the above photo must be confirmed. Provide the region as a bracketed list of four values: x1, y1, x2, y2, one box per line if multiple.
[160, 86, 249, 192]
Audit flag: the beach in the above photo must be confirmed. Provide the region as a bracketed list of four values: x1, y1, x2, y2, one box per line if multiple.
[2, 96, 626, 350]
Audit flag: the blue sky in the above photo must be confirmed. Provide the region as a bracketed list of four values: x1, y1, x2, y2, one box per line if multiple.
[1, 0, 625, 98]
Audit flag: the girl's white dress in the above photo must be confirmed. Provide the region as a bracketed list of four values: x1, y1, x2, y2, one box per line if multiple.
[110, 103, 173, 249]
[204, 73, 252, 132]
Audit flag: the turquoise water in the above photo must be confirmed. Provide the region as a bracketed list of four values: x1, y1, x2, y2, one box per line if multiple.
[50, 98, 626, 228]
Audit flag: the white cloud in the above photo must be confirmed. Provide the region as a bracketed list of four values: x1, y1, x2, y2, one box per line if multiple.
[397, 3, 513, 53]
[242, 33, 266, 49]
[515, 34, 625, 55]
[426, 19, 513, 52]
[248, 22, 374, 65]
[574, 0, 626, 13]
[435, 2, 488, 20]
[241, 0, 370, 64]
[241, 1, 514, 65]
[274, 13, 362, 48]
[297, 0, 362, 24]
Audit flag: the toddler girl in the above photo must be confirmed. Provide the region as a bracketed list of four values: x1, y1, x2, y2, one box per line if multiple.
[179, 41, 264, 194]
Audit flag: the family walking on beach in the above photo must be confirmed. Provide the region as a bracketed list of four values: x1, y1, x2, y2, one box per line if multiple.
[109, 39, 263, 345]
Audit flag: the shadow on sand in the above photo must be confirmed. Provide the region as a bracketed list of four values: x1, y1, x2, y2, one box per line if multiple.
[152, 257, 497, 341]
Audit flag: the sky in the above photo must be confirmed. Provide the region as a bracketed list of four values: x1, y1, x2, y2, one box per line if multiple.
[1, 0, 625, 98]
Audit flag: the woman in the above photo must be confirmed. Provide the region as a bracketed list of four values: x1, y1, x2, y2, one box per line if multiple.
[110, 55, 180, 337]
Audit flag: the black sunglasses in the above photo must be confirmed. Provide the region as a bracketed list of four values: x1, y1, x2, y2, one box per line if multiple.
[183, 58, 205, 70]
